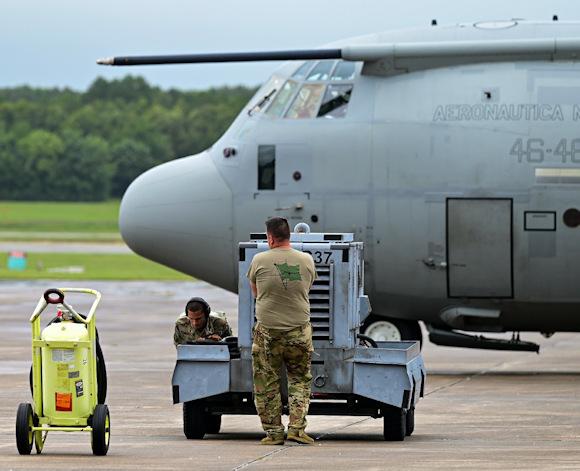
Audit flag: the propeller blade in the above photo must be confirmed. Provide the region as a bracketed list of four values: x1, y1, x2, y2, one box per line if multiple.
[97, 49, 342, 66]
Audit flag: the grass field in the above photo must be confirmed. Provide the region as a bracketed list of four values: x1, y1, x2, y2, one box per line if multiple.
[0, 252, 190, 281]
[0, 201, 191, 281]
[0, 201, 120, 234]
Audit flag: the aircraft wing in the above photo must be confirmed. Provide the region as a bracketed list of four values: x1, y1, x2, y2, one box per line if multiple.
[98, 37, 580, 76]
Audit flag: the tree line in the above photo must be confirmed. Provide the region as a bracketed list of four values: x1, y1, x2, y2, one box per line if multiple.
[0, 76, 256, 201]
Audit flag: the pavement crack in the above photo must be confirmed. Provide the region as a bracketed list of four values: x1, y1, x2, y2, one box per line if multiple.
[231, 446, 291, 471]
[314, 416, 370, 440]
[231, 417, 370, 470]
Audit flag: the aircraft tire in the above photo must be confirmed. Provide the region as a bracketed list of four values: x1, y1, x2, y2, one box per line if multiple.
[362, 315, 422, 347]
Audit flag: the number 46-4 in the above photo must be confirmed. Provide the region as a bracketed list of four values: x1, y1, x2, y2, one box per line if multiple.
[510, 138, 580, 163]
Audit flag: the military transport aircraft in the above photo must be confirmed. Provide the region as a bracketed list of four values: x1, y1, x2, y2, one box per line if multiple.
[99, 19, 580, 352]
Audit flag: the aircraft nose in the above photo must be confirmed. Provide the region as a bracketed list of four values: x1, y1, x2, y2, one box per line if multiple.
[119, 152, 235, 290]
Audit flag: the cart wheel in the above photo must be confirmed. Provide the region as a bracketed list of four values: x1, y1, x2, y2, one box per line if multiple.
[91, 404, 110, 456]
[16, 403, 34, 455]
[405, 408, 415, 436]
[183, 400, 206, 439]
[383, 406, 406, 441]
[34, 429, 46, 454]
[95, 340, 107, 404]
[206, 414, 222, 434]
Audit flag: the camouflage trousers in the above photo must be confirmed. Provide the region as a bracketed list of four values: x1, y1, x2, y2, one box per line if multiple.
[252, 322, 313, 436]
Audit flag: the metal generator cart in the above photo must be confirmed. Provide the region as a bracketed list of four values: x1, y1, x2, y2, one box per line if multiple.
[172, 229, 426, 441]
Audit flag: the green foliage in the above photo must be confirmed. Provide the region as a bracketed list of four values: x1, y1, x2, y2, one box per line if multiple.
[0, 200, 120, 232]
[0, 77, 256, 201]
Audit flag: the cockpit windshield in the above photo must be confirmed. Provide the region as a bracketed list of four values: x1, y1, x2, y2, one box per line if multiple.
[306, 60, 336, 81]
[285, 84, 326, 119]
[331, 61, 356, 81]
[292, 62, 314, 80]
[265, 80, 299, 118]
[247, 75, 284, 115]
[318, 84, 353, 119]
[256, 60, 359, 120]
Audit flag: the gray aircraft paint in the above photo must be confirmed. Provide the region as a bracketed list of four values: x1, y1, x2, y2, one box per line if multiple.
[119, 20, 580, 334]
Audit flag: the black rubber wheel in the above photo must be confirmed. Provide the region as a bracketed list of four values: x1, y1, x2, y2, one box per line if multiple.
[362, 315, 423, 348]
[16, 403, 34, 455]
[383, 406, 406, 441]
[405, 407, 415, 436]
[91, 404, 110, 456]
[206, 414, 222, 434]
[183, 400, 206, 439]
[95, 339, 107, 404]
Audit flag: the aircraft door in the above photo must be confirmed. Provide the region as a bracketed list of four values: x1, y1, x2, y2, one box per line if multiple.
[446, 198, 513, 298]
[256, 142, 319, 224]
[233, 142, 320, 245]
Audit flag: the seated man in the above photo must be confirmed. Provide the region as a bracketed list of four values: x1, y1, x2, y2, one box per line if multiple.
[174, 297, 232, 346]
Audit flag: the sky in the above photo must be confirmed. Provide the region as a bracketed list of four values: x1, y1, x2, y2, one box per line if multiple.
[1, 0, 579, 91]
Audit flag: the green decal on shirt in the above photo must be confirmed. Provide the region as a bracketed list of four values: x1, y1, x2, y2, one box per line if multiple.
[274, 262, 302, 288]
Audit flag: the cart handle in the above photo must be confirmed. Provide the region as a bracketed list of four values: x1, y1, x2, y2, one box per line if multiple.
[44, 288, 65, 304]
[30, 288, 102, 325]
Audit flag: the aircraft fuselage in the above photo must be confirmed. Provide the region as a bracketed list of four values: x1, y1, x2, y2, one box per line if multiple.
[119, 21, 580, 335]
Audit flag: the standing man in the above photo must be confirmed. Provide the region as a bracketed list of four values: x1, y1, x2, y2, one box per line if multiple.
[247, 217, 317, 445]
[174, 297, 232, 346]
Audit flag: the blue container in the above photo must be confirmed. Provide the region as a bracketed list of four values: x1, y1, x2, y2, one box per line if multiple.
[7, 251, 27, 271]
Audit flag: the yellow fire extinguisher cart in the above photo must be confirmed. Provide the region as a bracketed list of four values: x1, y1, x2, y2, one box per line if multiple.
[16, 288, 110, 455]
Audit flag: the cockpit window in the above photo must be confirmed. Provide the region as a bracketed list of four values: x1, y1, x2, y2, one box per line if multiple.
[265, 80, 299, 117]
[318, 84, 353, 119]
[306, 60, 336, 81]
[259, 61, 358, 120]
[331, 61, 356, 81]
[292, 61, 314, 80]
[285, 84, 325, 119]
[248, 76, 284, 115]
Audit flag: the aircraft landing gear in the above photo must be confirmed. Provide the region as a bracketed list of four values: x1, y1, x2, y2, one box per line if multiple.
[362, 315, 423, 348]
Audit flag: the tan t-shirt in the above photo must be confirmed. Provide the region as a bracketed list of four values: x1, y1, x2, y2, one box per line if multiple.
[247, 247, 317, 330]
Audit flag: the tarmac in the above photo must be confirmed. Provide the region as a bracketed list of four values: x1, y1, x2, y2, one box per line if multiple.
[1, 280, 580, 470]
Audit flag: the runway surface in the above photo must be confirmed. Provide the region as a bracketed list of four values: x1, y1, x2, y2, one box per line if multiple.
[1, 280, 579, 470]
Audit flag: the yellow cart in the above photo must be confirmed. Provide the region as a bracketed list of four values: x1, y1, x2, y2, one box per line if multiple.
[16, 288, 110, 455]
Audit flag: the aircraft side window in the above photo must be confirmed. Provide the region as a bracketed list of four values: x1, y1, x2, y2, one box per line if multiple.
[257, 145, 276, 190]
[317, 84, 353, 119]
[331, 61, 356, 81]
[306, 60, 336, 81]
[292, 61, 315, 80]
[285, 84, 326, 120]
[265, 80, 299, 118]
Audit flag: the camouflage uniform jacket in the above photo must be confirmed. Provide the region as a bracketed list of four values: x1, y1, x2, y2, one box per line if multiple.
[173, 313, 232, 346]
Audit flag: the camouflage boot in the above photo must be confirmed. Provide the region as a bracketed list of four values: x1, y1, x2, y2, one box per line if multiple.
[287, 428, 314, 444]
[260, 432, 285, 445]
